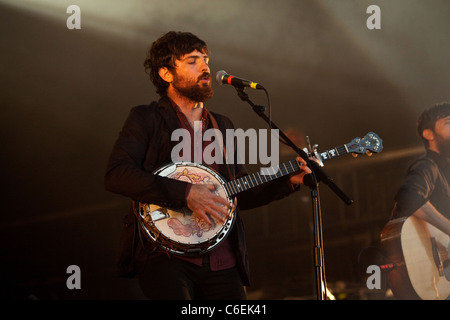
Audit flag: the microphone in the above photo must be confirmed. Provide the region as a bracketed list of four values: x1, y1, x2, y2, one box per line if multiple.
[215, 70, 264, 90]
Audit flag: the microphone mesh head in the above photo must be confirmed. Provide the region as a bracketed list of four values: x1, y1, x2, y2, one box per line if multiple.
[215, 70, 227, 85]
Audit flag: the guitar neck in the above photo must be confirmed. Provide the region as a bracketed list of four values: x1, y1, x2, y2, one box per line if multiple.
[318, 144, 349, 162]
[225, 159, 300, 197]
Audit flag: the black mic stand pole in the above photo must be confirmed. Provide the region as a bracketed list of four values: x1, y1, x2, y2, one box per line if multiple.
[234, 87, 353, 300]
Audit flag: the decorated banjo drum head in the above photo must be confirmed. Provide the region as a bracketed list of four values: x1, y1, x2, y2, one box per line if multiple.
[140, 162, 235, 255]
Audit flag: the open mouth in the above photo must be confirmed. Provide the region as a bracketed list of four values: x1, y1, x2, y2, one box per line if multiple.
[199, 73, 211, 83]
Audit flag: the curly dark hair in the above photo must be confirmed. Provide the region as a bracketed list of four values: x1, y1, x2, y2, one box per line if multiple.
[144, 31, 209, 96]
[417, 102, 450, 147]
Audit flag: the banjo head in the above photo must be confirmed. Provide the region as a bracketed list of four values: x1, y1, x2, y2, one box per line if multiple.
[138, 162, 236, 255]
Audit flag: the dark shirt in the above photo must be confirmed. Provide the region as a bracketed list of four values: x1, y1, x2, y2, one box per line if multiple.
[170, 100, 236, 271]
[393, 150, 450, 219]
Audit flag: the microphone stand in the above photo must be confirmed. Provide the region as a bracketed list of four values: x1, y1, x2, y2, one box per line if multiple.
[234, 87, 353, 300]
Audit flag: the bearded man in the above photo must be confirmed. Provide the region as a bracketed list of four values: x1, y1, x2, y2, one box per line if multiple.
[104, 31, 312, 300]
[392, 102, 450, 235]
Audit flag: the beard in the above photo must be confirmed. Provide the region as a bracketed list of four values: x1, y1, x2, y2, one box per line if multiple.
[434, 132, 450, 159]
[172, 72, 214, 103]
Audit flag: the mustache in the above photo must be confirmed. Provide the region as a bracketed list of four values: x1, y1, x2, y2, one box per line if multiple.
[198, 72, 211, 81]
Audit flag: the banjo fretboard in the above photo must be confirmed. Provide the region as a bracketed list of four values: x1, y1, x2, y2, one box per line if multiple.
[318, 145, 349, 161]
[224, 159, 301, 196]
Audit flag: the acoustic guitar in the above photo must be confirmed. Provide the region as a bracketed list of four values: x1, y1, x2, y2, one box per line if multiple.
[381, 215, 450, 299]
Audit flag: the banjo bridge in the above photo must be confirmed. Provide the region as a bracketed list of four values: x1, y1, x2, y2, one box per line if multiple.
[150, 208, 169, 222]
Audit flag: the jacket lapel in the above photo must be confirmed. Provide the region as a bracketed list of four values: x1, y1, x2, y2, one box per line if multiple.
[156, 96, 180, 133]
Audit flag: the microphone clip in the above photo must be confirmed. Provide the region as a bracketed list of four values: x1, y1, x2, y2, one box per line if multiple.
[234, 87, 265, 113]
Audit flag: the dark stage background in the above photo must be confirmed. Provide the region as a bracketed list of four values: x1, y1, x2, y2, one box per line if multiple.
[1, 0, 449, 300]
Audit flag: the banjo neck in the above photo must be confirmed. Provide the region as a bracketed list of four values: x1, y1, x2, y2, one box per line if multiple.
[224, 159, 301, 197]
[223, 131, 384, 197]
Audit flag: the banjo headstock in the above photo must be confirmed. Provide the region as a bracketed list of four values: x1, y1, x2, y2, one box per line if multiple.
[346, 132, 383, 157]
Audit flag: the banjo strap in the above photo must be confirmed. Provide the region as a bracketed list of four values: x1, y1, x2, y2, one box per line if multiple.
[206, 111, 234, 181]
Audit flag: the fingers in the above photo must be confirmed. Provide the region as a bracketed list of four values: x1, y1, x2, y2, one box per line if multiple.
[296, 156, 312, 174]
[186, 184, 230, 225]
[195, 201, 229, 225]
[296, 156, 306, 165]
[202, 203, 229, 224]
[289, 156, 314, 185]
[205, 183, 217, 191]
[204, 184, 230, 207]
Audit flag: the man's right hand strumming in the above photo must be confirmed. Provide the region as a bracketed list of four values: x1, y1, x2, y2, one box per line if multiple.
[186, 184, 230, 225]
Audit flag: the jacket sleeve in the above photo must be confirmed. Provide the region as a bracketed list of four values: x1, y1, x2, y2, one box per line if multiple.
[393, 158, 439, 217]
[104, 105, 189, 208]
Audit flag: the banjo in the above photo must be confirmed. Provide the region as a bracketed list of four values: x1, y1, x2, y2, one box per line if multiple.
[137, 132, 383, 255]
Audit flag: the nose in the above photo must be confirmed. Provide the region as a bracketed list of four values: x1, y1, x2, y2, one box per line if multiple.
[200, 59, 210, 73]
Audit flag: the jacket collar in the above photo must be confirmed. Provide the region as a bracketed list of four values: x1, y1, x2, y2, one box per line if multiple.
[156, 95, 181, 133]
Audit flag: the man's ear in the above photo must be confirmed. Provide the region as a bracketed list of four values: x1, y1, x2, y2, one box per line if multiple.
[422, 128, 435, 142]
[158, 67, 173, 83]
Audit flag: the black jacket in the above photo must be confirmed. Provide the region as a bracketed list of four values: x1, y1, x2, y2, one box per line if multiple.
[393, 150, 450, 219]
[104, 96, 299, 286]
